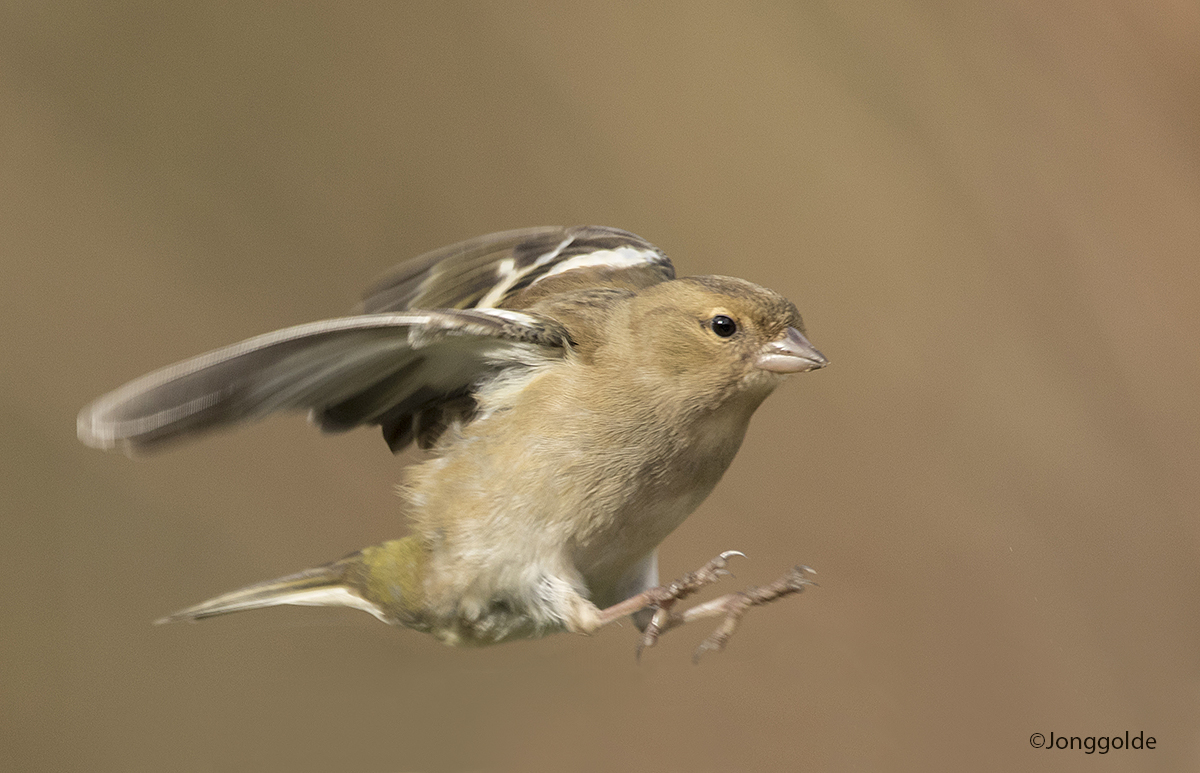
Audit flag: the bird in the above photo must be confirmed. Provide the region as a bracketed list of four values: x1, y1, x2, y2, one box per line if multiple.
[78, 225, 827, 656]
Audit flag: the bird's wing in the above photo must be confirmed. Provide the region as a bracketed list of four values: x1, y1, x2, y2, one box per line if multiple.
[78, 309, 569, 456]
[360, 225, 674, 313]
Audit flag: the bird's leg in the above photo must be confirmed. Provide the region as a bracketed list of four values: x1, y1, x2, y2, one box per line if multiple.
[595, 550, 743, 630]
[595, 553, 816, 661]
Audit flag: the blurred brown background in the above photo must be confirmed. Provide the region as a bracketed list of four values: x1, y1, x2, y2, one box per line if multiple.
[3, 2, 1198, 771]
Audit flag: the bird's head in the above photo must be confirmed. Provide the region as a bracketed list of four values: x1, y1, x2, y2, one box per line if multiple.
[619, 275, 828, 409]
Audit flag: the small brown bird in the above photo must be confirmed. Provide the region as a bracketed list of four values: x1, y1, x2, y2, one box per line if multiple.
[78, 226, 826, 657]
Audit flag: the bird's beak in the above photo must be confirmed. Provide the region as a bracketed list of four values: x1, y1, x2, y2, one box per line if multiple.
[755, 327, 828, 373]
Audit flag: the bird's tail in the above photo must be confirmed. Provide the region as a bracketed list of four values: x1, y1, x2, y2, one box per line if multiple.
[155, 557, 390, 625]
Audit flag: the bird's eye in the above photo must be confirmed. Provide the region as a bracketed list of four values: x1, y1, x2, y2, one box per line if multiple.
[710, 315, 737, 337]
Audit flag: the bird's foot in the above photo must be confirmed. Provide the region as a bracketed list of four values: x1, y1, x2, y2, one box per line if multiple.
[679, 565, 816, 662]
[597, 553, 816, 661]
[634, 550, 745, 659]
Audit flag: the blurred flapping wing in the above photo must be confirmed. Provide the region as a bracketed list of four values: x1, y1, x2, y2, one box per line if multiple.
[78, 309, 569, 456]
[80, 226, 672, 457]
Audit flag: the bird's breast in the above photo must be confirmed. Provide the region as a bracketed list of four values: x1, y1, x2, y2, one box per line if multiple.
[405, 364, 760, 611]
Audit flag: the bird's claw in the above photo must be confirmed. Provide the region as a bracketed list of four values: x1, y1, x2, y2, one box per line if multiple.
[635, 561, 817, 662]
[634, 550, 745, 659]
